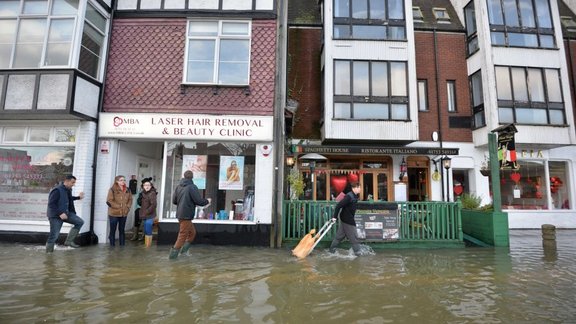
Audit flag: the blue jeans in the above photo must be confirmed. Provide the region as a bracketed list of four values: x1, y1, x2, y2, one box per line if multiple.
[47, 213, 84, 244]
[109, 216, 127, 246]
[143, 218, 154, 236]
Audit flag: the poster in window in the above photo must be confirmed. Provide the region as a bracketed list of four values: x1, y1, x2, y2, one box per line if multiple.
[182, 155, 207, 189]
[219, 156, 244, 190]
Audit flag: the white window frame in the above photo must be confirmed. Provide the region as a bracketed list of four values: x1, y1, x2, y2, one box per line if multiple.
[447, 80, 456, 112]
[183, 19, 251, 86]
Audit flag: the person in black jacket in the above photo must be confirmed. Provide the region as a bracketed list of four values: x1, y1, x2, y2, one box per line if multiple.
[329, 182, 361, 255]
[45, 175, 85, 252]
[169, 170, 211, 259]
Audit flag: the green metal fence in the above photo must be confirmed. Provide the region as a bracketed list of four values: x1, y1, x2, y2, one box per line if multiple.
[282, 200, 463, 245]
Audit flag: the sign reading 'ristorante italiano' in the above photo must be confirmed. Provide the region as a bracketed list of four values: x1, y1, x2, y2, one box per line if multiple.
[292, 145, 459, 156]
[99, 113, 273, 141]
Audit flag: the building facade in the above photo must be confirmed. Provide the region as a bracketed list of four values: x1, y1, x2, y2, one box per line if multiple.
[0, 0, 112, 244]
[285, 0, 576, 228]
[95, 0, 280, 246]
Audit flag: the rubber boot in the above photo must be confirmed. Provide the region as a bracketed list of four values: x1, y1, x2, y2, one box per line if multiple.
[64, 228, 80, 248]
[180, 242, 192, 255]
[46, 243, 55, 253]
[130, 227, 139, 241]
[137, 223, 144, 241]
[168, 247, 179, 260]
[144, 235, 153, 248]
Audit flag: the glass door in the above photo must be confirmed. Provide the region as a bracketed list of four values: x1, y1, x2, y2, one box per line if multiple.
[362, 172, 389, 201]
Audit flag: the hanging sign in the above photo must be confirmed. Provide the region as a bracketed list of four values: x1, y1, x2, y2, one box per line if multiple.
[493, 124, 520, 170]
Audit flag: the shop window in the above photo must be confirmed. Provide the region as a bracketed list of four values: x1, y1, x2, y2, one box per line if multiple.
[501, 160, 572, 210]
[0, 125, 76, 221]
[162, 141, 256, 221]
[4, 127, 26, 142]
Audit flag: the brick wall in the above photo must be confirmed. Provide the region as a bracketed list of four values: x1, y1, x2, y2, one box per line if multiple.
[287, 27, 323, 139]
[415, 32, 473, 143]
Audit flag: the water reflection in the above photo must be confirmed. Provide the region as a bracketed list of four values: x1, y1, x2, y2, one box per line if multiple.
[0, 230, 575, 323]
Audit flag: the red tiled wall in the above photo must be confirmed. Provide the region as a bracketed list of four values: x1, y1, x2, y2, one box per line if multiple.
[103, 18, 276, 115]
[415, 32, 472, 143]
[287, 27, 323, 139]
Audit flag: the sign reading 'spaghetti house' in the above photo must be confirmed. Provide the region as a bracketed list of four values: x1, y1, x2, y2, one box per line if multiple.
[98, 113, 274, 141]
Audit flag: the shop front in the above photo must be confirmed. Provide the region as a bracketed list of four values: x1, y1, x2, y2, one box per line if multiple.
[495, 147, 575, 228]
[288, 145, 460, 203]
[0, 121, 96, 243]
[96, 113, 275, 246]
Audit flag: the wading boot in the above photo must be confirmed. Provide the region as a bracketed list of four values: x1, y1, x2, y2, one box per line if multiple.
[46, 243, 55, 253]
[144, 235, 153, 248]
[129, 227, 139, 241]
[64, 228, 80, 248]
[180, 242, 192, 255]
[168, 247, 179, 260]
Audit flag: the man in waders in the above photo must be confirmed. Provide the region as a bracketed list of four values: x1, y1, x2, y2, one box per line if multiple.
[329, 181, 361, 255]
[46, 175, 85, 252]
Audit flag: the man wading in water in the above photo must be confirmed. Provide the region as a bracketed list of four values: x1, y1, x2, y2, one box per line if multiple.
[329, 182, 361, 255]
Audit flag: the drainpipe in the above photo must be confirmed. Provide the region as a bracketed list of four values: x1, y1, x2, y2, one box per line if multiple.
[271, 0, 288, 248]
[88, 0, 116, 244]
[433, 27, 445, 201]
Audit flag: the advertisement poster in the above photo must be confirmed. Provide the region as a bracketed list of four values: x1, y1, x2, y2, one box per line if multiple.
[219, 156, 244, 190]
[182, 155, 207, 189]
[354, 203, 399, 241]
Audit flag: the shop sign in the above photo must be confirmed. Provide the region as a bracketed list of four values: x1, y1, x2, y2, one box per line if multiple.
[292, 145, 459, 156]
[354, 203, 399, 241]
[493, 123, 519, 170]
[98, 113, 273, 141]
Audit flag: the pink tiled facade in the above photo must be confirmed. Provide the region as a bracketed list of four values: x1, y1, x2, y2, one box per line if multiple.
[103, 18, 277, 115]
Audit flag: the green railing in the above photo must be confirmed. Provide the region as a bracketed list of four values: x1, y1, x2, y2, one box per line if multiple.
[282, 200, 463, 245]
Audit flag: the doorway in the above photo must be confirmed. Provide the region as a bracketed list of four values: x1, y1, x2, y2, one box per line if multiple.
[406, 157, 430, 201]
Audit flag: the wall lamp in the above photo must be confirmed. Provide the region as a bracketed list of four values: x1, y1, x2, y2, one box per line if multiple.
[442, 155, 452, 201]
[399, 157, 407, 181]
[285, 156, 295, 167]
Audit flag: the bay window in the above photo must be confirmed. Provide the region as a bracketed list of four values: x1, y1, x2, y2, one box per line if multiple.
[333, 0, 405, 40]
[487, 0, 555, 48]
[495, 66, 565, 125]
[334, 60, 408, 120]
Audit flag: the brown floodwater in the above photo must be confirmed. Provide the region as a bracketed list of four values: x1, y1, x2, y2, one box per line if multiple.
[0, 230, 575, 323]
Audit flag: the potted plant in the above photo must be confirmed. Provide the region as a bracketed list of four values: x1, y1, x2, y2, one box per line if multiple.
[480, 156, 490, 177]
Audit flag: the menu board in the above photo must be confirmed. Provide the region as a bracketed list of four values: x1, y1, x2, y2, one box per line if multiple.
[354, 203, 399, 241]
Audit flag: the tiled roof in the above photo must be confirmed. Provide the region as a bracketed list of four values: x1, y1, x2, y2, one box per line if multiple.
[103, 19, 276, 115]
[558, 0, 576, 38]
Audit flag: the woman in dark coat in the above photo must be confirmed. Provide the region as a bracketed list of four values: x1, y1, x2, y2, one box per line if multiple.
[139, 179, 157, 248]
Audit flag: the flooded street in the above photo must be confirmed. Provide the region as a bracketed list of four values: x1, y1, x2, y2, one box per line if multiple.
[1, 230, 575, 323]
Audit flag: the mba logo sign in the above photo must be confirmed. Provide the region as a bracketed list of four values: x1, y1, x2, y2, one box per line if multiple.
[113, 116, 140, 127]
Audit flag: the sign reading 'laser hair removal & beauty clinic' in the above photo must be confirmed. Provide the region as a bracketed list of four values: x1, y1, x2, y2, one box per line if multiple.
[98, 113, 274, 141]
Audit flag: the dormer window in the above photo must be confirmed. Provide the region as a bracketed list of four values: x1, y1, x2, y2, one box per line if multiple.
[433, 8, 450, 23]
[561, 16, 576, 31]
[413, 7, 423, 23]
